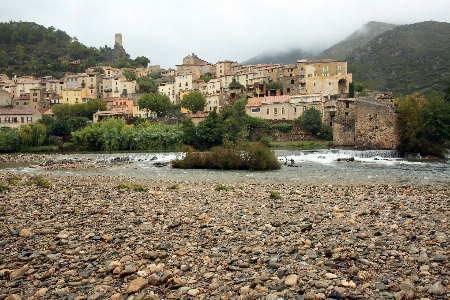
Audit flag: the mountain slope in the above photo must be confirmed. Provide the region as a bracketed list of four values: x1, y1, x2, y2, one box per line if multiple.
[347, 21, 450, 95]
[0, 21, 131, 79]
[244, 49, 317, 65]
[318, 21, 398, 60]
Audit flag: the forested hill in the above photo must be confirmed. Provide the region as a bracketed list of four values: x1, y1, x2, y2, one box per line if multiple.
[347, 21, 450, 96]
[0, 21, 146, 79]
[318, 21, 398, 60]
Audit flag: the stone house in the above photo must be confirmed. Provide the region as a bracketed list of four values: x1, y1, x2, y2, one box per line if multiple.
[246, 95, 291, 120]
[158, 82, 176, 104]
[332, 94, 399, 149]
[215, 60, 238, 78]
[0, 108, 42, 128]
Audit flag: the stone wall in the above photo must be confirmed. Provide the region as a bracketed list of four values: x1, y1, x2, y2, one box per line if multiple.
[354, 97, 399, 149]
[333, 99, 356, 146]
[248, 120, 314, 142]
[333, 96, 399, 149]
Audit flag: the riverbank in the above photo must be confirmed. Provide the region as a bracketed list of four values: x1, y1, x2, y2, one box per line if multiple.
[0, 172, 448, 299]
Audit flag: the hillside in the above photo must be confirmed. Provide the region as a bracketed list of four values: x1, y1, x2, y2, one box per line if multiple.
[318, 21, 398, 60]
[244, 48, 318, 65]
[347, 21, 450, 95]
[0, 21, 135, 79]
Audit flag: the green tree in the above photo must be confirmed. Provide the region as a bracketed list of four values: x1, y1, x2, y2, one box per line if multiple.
[0, 128, 21, 152]
[149, 72, 162, 80]
[296, 107, 332, 140]
[349, 82, 355, 98]
[18, 123, 47, 146]
[49, 116, 71, 136]
[195, 109, 226, 150]
[443, 83, 450, 102]
[229, 78, 244, 90]
[122, 69, 136, 81]
[138, 93, 173, 118]
[199, 72, 213, 83]
[137, 76, 157, 93]
[296, 107, 323, 135]
[134, 56, 150, 68]
[268, 81, 283, 90]
[354, 81, 366, 95]
[396, 93, 427, 154]
[181, 90, 206, 113]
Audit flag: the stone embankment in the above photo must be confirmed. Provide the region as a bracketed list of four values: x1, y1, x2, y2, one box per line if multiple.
[0, 172, 448, 300]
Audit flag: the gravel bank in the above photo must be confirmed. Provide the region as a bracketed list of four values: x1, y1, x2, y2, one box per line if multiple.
[0, 172, 449, 300]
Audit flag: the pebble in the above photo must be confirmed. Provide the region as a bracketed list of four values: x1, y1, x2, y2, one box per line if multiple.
[0, 170, 449, 299]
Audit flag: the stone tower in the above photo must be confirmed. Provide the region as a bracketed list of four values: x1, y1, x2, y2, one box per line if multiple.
[115, 33, 122, 47]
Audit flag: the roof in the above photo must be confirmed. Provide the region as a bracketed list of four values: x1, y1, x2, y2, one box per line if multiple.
[186, 113, 209, 118]
[262, 95, 290, 104]
[0, 108, 40, 115]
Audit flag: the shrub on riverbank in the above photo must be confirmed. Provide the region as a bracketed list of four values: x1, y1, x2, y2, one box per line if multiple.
[71, 118, 184, 151]
[171, 142, 281, 170]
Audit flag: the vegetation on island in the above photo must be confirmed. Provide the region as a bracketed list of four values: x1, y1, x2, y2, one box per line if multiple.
[171, 143, 281, 170]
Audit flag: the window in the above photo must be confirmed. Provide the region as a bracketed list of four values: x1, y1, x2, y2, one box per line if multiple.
[274, 108, 278, 115]
[293, 107, 297, 115]
[338, 66, 341, 71]
[303, 106, 307, 112]
[5, 117, 10, 123]
[266, 108, 270, 115]
[346, 102, 350, 108]
[287, 88, 291, 93]
[291, 79, 294, 84]
[16, 102, 19, 106]
[329, 82, 332, 85]
[27, 117, 32, 122]
[281, 107, 285, 115]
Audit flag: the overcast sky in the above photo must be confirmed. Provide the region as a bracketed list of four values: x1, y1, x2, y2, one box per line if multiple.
[2, 0, 450, 68]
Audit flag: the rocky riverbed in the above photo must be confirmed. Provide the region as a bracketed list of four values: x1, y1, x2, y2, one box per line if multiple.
[0, 172, 449, 300]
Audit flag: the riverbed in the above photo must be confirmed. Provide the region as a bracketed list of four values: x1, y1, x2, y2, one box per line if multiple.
[1, 149, 449, 186]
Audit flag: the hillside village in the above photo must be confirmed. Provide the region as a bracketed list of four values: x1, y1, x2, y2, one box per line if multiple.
[0, 34, 399, 149]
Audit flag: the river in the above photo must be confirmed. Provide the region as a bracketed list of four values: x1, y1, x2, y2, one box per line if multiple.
[1, 149, 449, 186]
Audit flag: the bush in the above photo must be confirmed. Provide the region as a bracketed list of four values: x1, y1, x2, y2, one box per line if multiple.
[259, 136, 272, 147]
[172, 142, 281, 170]
[272, 123, 293, 133]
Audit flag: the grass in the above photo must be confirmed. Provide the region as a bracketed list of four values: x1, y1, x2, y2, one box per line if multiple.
[270, 191, 282, 200]
[116, 183, 146, 192]
[6, 175, 21, 186]
[0, 183, 10, 191]
[215, 184, 232, 191]
[26, 175, 51, 188]
[167, 184, 180, 190]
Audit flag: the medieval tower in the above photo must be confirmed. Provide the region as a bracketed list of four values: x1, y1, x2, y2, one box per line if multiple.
[115, 33, 122, 47]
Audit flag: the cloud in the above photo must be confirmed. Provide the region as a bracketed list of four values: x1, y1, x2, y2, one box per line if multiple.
[1, 0, 449, 68]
